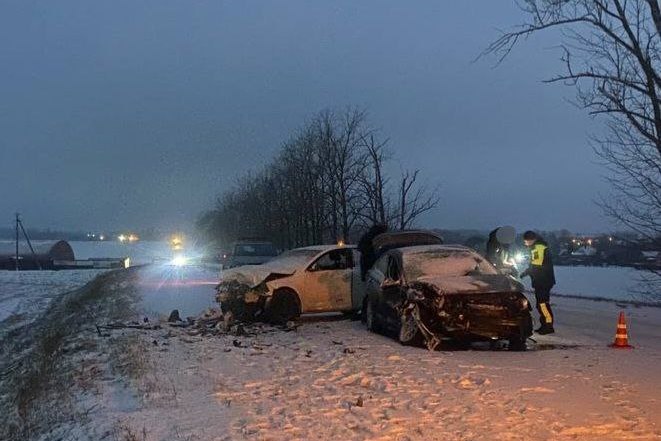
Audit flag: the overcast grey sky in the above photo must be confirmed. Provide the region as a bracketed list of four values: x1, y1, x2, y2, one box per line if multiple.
[0, 1, 612, 233]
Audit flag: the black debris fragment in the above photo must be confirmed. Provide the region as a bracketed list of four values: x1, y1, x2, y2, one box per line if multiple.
[168, 309, 182, 322]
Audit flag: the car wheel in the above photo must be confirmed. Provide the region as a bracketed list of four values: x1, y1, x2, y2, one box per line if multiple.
[268, 289, 300, 325]
[365, 299, 380, 333]
[508, 336, 527, 351]
[341, 310, 360, 320]
[399, 307, 422, 345]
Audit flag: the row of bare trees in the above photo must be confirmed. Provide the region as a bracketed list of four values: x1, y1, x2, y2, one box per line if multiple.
[197, 108, 438, 249]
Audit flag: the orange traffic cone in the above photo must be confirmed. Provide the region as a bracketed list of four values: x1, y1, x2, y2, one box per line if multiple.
[610, 311, 634, 349]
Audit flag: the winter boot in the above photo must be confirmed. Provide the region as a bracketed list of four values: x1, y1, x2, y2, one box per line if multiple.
[535, 325, 555, 335]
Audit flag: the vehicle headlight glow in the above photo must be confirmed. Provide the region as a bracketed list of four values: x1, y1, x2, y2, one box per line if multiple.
[171, 255, 189, 267]
[514, 252, 525, 263]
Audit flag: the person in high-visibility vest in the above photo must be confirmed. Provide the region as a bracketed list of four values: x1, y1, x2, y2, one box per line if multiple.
[520, 230, 556, 334]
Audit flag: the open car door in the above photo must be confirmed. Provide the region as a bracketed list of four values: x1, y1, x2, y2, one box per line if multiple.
[303, 248, 354, 312]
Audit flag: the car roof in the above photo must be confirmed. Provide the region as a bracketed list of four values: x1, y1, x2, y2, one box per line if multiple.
[394, 244, 473, 255]
[293, 244, 357, 252]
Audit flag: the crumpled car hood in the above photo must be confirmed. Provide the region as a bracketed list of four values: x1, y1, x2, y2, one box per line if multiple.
[414, 274, 523, 295]
[221, 262, 297, 288]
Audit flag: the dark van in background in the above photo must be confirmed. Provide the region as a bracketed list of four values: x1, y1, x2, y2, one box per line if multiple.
[224, 240, 278, 268]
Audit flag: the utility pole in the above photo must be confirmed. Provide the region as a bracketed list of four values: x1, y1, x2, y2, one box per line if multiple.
[14, 213, 41, 270]
[15, 213, 19, 271]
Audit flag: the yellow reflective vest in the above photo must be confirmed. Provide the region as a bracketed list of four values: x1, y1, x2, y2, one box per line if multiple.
[525, 241, 556, 289]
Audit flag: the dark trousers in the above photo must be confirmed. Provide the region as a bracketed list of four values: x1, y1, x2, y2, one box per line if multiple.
[534, 287, 554, 326]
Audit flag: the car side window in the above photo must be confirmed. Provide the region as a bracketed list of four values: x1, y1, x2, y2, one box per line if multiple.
[310, 249, 353, 271]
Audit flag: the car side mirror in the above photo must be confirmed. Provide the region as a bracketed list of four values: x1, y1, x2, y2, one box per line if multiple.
[381, 278, 401, 290]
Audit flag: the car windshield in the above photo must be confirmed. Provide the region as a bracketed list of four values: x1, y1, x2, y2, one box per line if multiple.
[404, 249, 498, 280]
[234, 243, 277, 256]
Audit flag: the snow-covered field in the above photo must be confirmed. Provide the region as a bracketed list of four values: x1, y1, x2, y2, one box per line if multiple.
[0, 269, 105, 338]
[551, 266, 658, 303]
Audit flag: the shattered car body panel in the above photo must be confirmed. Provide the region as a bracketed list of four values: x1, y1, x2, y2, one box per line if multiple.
[216, 245, 363, 322]
[366, 245, 533, 349]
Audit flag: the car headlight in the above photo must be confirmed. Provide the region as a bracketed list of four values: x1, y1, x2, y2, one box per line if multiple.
[171, 255, 189, 267]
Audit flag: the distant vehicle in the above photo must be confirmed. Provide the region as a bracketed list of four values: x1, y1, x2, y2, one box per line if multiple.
[363, 244, 533, 350]
[224, 240, 278, 268]
[217, 230, 446, 323]
[169, 234, 185, 251]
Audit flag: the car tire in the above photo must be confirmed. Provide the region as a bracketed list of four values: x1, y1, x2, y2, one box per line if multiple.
[399, 307, 422, 346]
[268, 289, 300, 325]
[365, 298, 380, 333]
[508, 336, 527, 351]
[341, 310, 360, 320]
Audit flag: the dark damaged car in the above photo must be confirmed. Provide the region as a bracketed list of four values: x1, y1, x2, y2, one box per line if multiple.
[363, 244, 533, 350]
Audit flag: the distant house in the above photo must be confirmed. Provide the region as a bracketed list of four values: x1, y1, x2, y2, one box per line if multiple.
[571, 246, 597, 257]
[0, 240, 75, 270]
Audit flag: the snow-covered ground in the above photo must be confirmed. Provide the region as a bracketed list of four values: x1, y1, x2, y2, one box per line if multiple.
[67, 289, 661, 441]
[0, 269, 105, 338]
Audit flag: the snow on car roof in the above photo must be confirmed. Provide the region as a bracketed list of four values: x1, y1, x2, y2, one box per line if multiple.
[293, 244, 357, 252]
[400, 244, 497, 280]
[399, 244, 471, 255]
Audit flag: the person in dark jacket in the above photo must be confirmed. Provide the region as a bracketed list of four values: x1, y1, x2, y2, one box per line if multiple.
[486, 226, 516, 269]
[520, 230, 556, 334]
[357, 224, 388, 280]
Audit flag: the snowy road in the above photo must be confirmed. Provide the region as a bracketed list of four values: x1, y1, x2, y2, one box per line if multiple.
[135, 264, 218, 319]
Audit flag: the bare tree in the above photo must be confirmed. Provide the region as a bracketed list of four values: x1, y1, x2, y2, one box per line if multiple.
[394, 169, 439, 230]
[358, 133, 391, 226]
[483, 1, 660, 273]
[315, 108, 369, 241]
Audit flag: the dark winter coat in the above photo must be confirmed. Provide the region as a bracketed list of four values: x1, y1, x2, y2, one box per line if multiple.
[357, 224, 388, 280]
[486, 228, 510, 267]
